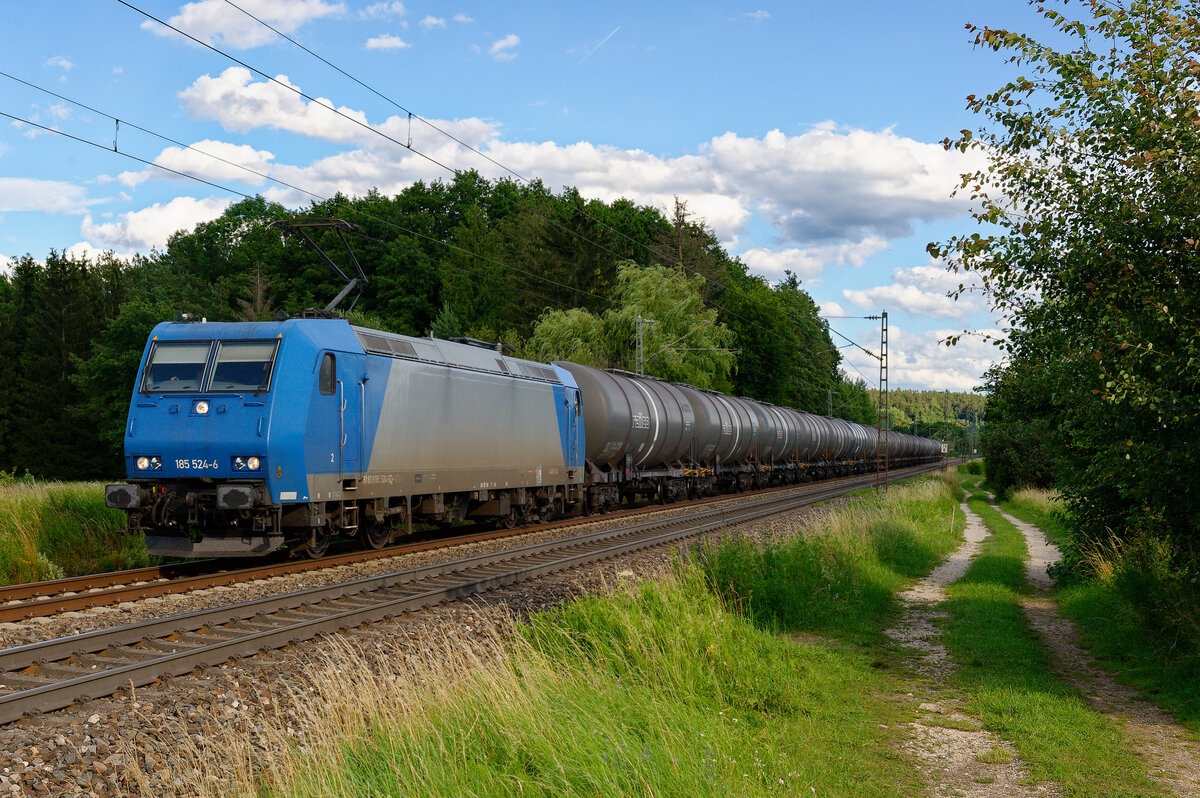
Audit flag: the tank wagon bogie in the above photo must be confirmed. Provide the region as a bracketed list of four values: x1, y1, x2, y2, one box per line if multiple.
[106, 317, 944, 559]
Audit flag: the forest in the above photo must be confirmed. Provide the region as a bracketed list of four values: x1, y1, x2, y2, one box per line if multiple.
[0, 174, 948, 481]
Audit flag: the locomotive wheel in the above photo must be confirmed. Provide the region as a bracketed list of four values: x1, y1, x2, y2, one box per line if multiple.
[363, 522, 391, 550]
[305, 527, 332, 559]
[501, 513, 518, 529]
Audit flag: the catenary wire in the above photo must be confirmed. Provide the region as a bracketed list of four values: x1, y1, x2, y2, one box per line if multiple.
[178, 0, 877, 369]
[0, 107, 600, 313]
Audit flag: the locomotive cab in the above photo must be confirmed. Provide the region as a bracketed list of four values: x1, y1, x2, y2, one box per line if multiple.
[104, 318, 370, 557]
[104, 323, 287, 556]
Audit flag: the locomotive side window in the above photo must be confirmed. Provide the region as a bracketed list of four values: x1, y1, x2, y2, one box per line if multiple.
[208, 341, 279, 392]
[142, 342, 211, 393]
[319, 353, 336, 395]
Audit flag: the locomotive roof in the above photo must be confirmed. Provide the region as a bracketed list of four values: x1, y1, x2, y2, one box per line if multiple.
[150, 318, 562, 385]
[351, 325, 561, 384]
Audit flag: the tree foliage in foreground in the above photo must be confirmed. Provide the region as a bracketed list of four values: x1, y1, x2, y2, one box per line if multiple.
[933, 0, 1200, 548]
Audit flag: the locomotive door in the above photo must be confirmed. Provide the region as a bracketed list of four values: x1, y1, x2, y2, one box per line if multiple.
[568, 388, 582, 468]
[338, 353, 364, 479]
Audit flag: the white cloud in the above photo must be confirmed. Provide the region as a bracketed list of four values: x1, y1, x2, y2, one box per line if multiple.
[840, 324, 999, 391]
[419, 15, 446, 29]
[453, 13, 473, 23]
[180, 67, 371, 142]
[843, 283, 978, 319]
[820, 300, 848, 318]
[705, 124, 981, 243]
[44, 56, 74, 71]
[144, 0, 344, 49]
[747, 10, 770, 21]
[81, 196, 230, 253]
[489, 34, 520, 61]
[118, 140, 276, 187]
[46, 103, 73, 121]
[841, 258, 986, 320]
[366, 34, 410, 49]
[892, 260, 985, 298]
[0, 178, 88, 213]
[362, 2, 405, 19]
[172, 77, 978, 284]
[66, 241, 134, 263]
[740, 236, 889, 281]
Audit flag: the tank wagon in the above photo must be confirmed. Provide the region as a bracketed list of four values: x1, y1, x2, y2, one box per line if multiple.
[105, 317, 943, 558]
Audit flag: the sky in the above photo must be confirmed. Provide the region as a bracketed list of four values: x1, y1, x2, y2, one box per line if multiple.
[0, 0, 1044, 392]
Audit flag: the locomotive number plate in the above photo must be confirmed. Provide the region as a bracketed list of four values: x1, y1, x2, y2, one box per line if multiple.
[175, 459, 219, 470]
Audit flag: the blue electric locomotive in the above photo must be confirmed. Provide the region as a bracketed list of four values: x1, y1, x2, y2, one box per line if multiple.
[105, 317, 586, 557]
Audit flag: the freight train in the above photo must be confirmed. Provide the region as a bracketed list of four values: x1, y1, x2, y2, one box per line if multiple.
[104, 316, 944, 558]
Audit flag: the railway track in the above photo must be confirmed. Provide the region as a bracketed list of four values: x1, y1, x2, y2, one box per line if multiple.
[0, 463, 945, 725]
[0, 464, 941, 623]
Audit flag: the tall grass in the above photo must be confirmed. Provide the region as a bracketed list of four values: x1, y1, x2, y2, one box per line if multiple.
[696, 476, 963, 644]
[1059, 534, 1200, 728]
[223, 573, 927, 798]
[142, 474, 964, 797]
[982, 469, 1200, 727]
[1002, 487, 1070, 548]
[0, 478, 148, 585]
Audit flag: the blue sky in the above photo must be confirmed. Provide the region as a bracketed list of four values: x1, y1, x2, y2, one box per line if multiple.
[0, 0, 1042, 391]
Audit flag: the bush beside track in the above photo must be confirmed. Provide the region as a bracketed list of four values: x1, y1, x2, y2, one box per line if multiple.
[0, 477, 150, 585]
[999, 487, 1200, 731]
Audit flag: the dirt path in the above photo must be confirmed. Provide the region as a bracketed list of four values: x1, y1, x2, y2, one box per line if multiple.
[885, 503, 1057, 797]
[995, 503, 1200, 798]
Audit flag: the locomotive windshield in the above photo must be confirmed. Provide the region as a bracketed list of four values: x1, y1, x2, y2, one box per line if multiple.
[208, 341, 278, 392]
[141, 339, 279, 394]
[142, 341, 211, 392]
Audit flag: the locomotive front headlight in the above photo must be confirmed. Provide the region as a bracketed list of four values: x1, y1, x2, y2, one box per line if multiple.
[233, 456, 246, 470]
[194, 400, 210, 415]
[246, 456, 260, 471]
[136, 456, 150, 470]
[149, 456, 162, 470]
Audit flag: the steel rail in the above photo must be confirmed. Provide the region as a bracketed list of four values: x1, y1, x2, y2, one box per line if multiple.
[0, 463, 942, 622]
[0, 477, 871, 672]
[0, 560, 217, 603]
[0, 467, 951, 725]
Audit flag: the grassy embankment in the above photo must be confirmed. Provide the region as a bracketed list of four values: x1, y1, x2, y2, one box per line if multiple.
[174, 475, 964, 797]
[940, 475, 1164, 797]
[0, 477, 148, 586]
[998, 486, 1200, 731]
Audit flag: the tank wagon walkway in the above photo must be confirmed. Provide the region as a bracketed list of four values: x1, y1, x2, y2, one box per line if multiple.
[886, 494, 1200, 797]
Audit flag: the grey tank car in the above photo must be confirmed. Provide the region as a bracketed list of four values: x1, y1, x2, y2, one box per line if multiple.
[557, 362, 943, 511]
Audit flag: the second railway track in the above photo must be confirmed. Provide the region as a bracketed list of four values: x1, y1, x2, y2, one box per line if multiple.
[0, 466, 932, 624]
[0, 463, 944, 725]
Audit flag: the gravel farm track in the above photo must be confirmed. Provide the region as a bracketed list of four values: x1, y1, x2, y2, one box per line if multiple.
[0, 463, 944, 797]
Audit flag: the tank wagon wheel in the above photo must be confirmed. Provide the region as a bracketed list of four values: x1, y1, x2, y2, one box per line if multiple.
[305, 527, 332, 559]
[363, 521, 391, 550]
